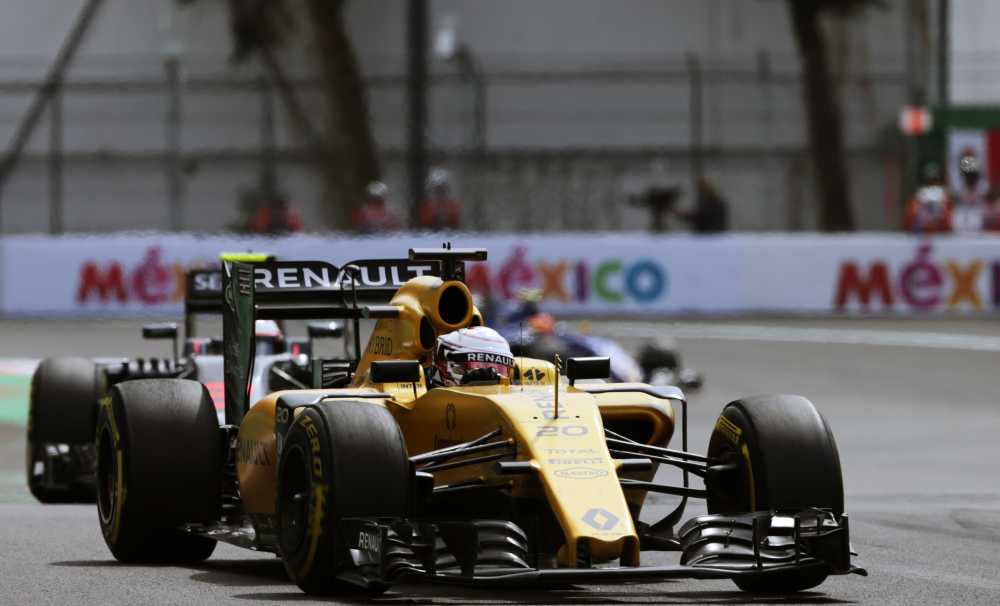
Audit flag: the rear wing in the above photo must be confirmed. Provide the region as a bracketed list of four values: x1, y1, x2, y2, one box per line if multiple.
[183, 269, 222, 338]
[184, 254, 275, 336]
[186, 269, 223, 313]
[221, 257, 446, 424]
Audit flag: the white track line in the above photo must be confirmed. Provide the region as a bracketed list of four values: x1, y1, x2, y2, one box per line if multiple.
[598, 322, 1000, 352]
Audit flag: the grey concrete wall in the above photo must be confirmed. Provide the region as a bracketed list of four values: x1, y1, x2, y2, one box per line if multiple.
[0, 0, 911, 233]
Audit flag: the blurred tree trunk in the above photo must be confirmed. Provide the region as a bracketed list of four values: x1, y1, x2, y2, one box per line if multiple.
[788, 1, 855, 231]
[306, 0, 381, 227]
[210, 0, 379, 229]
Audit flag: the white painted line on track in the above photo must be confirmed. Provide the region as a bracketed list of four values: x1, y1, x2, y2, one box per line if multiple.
[597, 322, 1000, 352]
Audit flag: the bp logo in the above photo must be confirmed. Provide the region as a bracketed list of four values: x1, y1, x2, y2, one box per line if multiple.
[582, 507, 620, 531]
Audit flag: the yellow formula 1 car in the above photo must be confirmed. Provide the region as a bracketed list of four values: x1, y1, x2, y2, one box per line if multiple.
[94, 248, 865, 596]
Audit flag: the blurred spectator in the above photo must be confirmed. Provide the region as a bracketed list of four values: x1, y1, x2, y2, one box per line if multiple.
[629, 186, 681, 232]
[247, 194, 302, 234]
[351, 181, 401, 233]
[417, 168, 461, 230]
[674, 178, 728, 233]
[903, 162, 952, 234]
[951, 152, 989, 234]
[986, 191, 1000, 232]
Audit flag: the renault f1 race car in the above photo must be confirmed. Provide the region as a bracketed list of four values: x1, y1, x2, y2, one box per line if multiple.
[94, 247, 865, 596]
[26, 259, 341, 503]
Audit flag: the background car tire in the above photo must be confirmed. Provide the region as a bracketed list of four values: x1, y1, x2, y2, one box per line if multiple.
[705, 394, 844, 594]
[95, 378, 222, 563]
[26, 357, 103, 503]
[277, 401, 410, 595]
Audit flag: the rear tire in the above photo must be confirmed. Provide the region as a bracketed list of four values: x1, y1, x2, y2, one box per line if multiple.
[95, 379, 222, 563]
[277, 401, 410, 595]
[705, 394, 844, 594]
[27, 358, 103, 503]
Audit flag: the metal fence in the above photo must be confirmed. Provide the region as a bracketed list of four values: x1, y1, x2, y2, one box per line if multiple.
[0, 53, 908, 234]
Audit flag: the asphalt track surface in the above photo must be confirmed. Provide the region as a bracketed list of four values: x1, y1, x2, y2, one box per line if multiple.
[2, 318, 1000, 605]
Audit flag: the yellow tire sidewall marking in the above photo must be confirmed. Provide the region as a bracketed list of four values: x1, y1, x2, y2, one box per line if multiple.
[99, 396, 125, 543]
[741, 441, 756, 511]
[296, 415, 328, 580]
[299, 484, 326, 579]
[715, 415, 742, 446]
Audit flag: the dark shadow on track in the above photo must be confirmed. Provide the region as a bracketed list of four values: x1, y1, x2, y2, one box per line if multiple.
[53, 561, 853, 604]
[188, 558, 291, 587]
[231, 586, 851, 605]
[189, 559, 291, 587]
[53, 558, 291, 587]
[53, 560, 140, 567]
[53, 560, 851, 604]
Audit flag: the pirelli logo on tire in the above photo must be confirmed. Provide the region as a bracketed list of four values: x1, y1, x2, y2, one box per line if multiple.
[295, 414, 327, 580]
[714, 416, 742, 446]
[301, 416, 323, 482]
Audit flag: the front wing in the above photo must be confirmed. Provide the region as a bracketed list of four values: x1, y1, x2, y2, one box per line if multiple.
[337, 509, 867, 588]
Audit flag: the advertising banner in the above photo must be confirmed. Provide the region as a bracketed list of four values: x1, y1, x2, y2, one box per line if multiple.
[1, 232, 999, 316]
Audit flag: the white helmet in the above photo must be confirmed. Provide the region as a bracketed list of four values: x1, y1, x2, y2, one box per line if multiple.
[432, 326, 515, 386]
[426, 168, 450, 191]
[366, 180, 389, 199]
[254, 319, 284, 355]
[254, 319, 282, 338]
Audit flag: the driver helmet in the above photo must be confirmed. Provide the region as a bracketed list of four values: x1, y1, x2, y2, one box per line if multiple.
[959, 153, 981, 186]
[366, 180, 389, 202]
[917, 185, 947, 209]
[528, 312, 556, 335]
[431, 326, 516, 386]
[426, 167, 451, 195]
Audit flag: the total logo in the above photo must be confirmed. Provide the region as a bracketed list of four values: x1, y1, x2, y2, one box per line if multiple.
[466, 246, 668, 306]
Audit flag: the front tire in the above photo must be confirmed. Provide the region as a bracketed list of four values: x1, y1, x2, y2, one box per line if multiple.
[96, 379, 222, 563]
[277, 401, 410, 595]
[27, 358, 103, 503]
[705, 395, 844, 594]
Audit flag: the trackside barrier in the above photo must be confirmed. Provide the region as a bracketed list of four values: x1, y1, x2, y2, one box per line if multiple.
[2, 232, 1000, 317]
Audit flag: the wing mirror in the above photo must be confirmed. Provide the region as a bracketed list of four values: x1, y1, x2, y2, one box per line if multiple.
[142, 322, 179, 362]
[370, 360, 422, 384]
[566, 356, 610, 386]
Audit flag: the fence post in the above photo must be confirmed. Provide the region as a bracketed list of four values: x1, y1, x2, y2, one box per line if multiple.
[756, 50, 784, 231]
[407, 0, 429, 228]
[165, 51, 183, 232]
[687, 54, 704, 205]
[471, 60, 487, 157]
[937, 0, 949, 109]
[455, 47, 487, 231]
[258, 73, 278, 197]
[49, 83, 64, 235]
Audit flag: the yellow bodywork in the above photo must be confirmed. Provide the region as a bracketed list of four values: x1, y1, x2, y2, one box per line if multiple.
[236, 275, 678, 567]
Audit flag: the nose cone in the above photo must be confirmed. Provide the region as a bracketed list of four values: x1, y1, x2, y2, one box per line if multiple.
[496, 387, 639, 566]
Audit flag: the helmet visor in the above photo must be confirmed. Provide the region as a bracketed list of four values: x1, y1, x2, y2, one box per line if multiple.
[445, 352, 515, 382]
